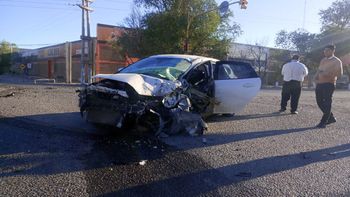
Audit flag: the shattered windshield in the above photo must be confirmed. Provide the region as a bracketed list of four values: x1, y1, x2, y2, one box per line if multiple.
[119, 57, 192, 81]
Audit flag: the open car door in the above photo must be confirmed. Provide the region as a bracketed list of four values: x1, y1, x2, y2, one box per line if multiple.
[213, 61, 261, 114]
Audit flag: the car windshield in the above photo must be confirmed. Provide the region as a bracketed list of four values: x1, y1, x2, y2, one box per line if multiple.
[119, 57, 192, 81]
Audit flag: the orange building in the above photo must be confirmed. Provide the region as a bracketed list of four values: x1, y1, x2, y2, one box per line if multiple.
[20, 23, 138, 83]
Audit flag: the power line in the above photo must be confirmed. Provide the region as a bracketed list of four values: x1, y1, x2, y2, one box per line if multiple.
[32, 11, 78, 34]
[0, 0, 77, 3]
[93, 0, 132, 3]
[15, 43, 61, 46]
[0, 0, 74, 6]
[0, 3, 129, 11]
[93, 6, 130, 11]
[0, 4, 77, 10]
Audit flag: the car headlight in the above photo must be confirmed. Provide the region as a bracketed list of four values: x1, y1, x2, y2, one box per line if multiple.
[162, 92, 178, 108]
[162, 91, 191, 111]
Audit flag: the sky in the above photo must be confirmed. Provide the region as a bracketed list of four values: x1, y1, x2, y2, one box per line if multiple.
[0, 0, 336, 49]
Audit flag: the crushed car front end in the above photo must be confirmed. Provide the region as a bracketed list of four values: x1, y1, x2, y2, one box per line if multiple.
[78, 74, 207, 136]
[78, 75, 168, 134]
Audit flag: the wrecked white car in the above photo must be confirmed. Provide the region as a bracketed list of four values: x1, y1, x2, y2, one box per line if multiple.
[78, 54, 261, 136]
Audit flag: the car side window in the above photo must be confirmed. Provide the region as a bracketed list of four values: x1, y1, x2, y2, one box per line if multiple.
[218, 64, 236, 80]
[215, 61, 258, 80]
[187, 63, 210, 85]
[196, 64, 209, 78]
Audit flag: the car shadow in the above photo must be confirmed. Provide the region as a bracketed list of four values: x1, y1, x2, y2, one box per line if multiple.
[0, 112, 170, 175]
[162, 126, 315, 151]
[206, 112, 291, 123]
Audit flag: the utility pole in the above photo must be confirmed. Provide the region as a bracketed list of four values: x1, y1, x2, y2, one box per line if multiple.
[86, 0, 93, 83]
[78, 0, 93, 84]
[302, 0, 307, 29]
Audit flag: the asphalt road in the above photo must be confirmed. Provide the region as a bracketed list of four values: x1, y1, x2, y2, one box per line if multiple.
[0, 77, 350, 196]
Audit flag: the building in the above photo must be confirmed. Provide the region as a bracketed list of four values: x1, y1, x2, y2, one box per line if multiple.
[18, 24, 138, 83]
[228, 43, 293, 85]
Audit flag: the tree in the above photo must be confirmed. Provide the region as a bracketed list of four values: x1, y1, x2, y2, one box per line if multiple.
[275, 29, 316, 54]
[114, 8, 146, 57]
[315, 0, 350, 69]
[275, 30, 294, 50]
[274, 0, 350, 75]
[275, 29, 318, 71]
[117, 0, 241, 59]
[308, 29, 350, 69]
[268, 48, 291, 85]
[134, 0, 173, 12]
[319, 0, 350, 32]
[0, 41, 17, 74]
[247, 44, 268, 78]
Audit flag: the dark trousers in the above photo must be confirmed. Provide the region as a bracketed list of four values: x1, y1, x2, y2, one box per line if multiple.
[280, 80, 302, 112]
[315, 83, 335, 124]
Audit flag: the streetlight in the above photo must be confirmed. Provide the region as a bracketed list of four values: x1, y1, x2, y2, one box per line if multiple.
[240, 0, 248, 9]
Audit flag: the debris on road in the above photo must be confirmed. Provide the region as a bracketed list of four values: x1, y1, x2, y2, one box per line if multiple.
[139, 160, 147, 166]
[0, 87, 16, 97]
[0, 92, 15, 97]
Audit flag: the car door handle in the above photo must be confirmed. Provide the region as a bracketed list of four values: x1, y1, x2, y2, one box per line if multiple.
[243, 83, 255, 88]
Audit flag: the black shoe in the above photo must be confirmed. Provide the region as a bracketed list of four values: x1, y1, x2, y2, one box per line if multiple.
[316, 123, 326, 128]
[291, 111, 298, 115]
[326, 117, 336, 125]
[279, 109, 286, 112]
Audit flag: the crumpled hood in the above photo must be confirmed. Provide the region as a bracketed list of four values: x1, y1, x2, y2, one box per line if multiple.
[93, 73, 180, 97]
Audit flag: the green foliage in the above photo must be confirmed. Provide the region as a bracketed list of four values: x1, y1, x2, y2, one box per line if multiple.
[319, 0, 350, 32]
[134, 0, 173, 11]
[274, 30, 293, 49]
[275, 29, 316, 54]
[308, 29, 350, 67]
[0, 41, 17, 74]
[117, 0, 241, 59]
[142, 11, 185, 55]
[112, 8, 145, 57]
[267, 48, 291, 84]
[309, 0, 350, 68]
[275, 0, 350, 71]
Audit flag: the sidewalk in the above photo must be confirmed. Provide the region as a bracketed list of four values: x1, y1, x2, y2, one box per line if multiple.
[0, 73, 81, 86]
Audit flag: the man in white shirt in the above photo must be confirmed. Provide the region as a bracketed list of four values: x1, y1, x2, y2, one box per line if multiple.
[279, 54, 308, 114]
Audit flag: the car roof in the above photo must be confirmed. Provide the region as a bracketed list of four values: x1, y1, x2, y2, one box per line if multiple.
[149, 54, 219, 63]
